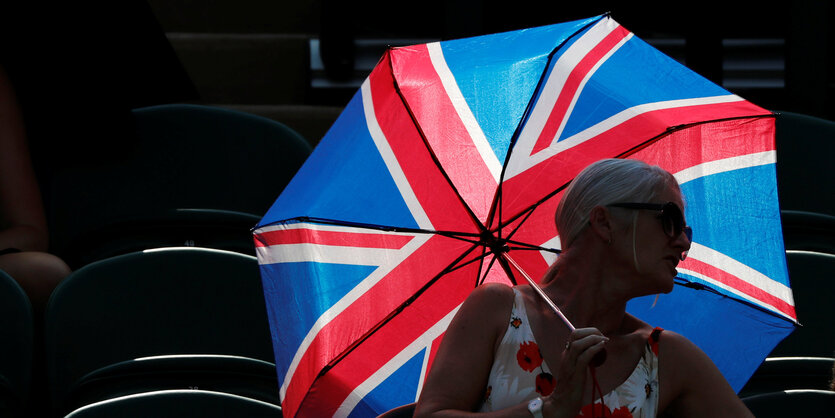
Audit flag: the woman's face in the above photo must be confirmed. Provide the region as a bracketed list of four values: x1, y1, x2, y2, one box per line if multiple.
[626, 186, 692, 294]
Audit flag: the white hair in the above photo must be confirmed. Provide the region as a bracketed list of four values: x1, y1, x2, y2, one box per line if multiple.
[555, 158, 679, 249]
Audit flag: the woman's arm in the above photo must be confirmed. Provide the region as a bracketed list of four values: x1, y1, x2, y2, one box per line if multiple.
[0, 64, 49, 252]
[415, 283, 516, 417]
[414, 283, 608, 418]
[659, 330, 753, 417]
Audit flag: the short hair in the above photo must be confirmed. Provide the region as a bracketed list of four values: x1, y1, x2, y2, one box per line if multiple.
[555, 158, 679, 248]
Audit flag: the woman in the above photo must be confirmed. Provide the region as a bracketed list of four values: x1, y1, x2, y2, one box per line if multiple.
[0, 63, 71, 315]
[414, 159, 752, 417]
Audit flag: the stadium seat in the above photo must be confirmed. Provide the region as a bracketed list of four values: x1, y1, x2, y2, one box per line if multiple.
[742, 389, 835, 417]
[47, 103, 312, 269]
[0, 269, 33, 417]
[768, 250, 835, 357]
[738, 356, 835, 398]
[780, 210, 835, 254]
[63, 208, 262, 268]
[44, 247, 278, 415]
[774, 111, 835, 218]
[63, 389, 282, 418]
[68, 354, 279, 413]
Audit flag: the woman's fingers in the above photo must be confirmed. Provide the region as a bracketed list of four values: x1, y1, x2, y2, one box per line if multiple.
[547, 329, 608, 416]
[563, 328, 608, 370]
[566, 327, 604, 342]
[576, 339, 607, 368]
[564, 328, 608, 358]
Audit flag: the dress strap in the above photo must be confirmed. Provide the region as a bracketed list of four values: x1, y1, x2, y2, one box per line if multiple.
[648, 327, 663, 356]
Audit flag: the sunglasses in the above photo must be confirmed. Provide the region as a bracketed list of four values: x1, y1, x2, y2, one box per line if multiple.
[608, 202, 693, 245]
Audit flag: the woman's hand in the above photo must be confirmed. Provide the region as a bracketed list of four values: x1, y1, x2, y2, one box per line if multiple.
[544, 328, 608, 418]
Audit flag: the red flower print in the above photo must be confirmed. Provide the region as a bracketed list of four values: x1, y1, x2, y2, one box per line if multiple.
[516, 341, 543, 372]
[576, 403, 633, 418]
[535, 372, 555, 396]
[575, 402, 611, 417]
[649, 327, 662, 356]
[611, 406, 633, 417]
[510, 317, 522, 329]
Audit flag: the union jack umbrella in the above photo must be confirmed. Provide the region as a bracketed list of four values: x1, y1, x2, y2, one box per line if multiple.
[253, 14, 797, 417]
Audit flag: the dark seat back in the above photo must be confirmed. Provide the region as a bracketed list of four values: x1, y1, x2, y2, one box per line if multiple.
[64, 389, 282, 418]
[0, 269, 33, 417]
[47, 104, 312, 268]
[45, 247, 276, 414]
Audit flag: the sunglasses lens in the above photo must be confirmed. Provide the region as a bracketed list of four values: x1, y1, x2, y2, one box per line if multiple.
[661, 216, 675, 237]
[661, 203, 684, 238]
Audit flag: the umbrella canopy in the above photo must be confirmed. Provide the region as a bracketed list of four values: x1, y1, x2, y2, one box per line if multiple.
[253, 14, 797, 417]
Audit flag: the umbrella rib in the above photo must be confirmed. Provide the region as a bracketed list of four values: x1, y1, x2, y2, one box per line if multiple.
[506, 241, 560, 254]
[673, 278, 799, 325]
[615, 113, 778, 160]
[493, 201, 543, 246]
[486, 14, 607, 230]
[495, 113, 778, 232]
[387, 53, 489, 237]
[316, 241, 484, 376]
[256, 216, 487, 245]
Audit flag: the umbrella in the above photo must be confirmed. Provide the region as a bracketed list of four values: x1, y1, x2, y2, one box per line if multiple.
[253, 14, 797, 417]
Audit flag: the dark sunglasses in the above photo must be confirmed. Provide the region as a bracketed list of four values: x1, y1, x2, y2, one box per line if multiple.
[608, 202, 693, 243]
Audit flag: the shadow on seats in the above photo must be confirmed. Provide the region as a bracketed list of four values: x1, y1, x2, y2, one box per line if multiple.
[44, 247, 278, 416]
[0, 269, 33, 417]
[63, 389, 282, 418]
[767, 251, 835, 358]
[742, 389, 835, 417]
[47, 103, 313, 270]
[774, 111, 835, 218]
[781, 210, 835, 254]
[739, 357, 835, 398]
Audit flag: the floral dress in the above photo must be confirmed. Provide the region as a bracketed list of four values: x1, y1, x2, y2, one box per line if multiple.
[478, 288, 661, 417]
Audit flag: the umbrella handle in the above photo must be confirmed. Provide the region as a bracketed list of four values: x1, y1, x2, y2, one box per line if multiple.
[501, 254, 607, 367]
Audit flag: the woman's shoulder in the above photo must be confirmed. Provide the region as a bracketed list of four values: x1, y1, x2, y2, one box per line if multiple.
[455, 283, 518, 330]
[464, 282, 516, 308]
[655, 329, 754, 416]
[442, 283, 517, 353]
[653, 328, 701, 356]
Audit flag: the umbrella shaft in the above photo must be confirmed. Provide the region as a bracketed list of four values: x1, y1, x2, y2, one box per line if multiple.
[500, 254, 575, 331]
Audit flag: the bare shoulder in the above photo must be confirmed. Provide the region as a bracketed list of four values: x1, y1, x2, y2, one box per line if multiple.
[455, 283, 515, 332]
[657, 330, 753, 417]
[657, 329, 716, 391]
[656, 329, 700, 356]
[437, 282, 516, 358]
[471, 281, 516, 300]
[414, 283, 516, 415]
[460, 282, 515, 315]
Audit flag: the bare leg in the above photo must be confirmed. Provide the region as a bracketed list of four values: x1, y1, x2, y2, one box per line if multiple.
[0, 251, 70, 314]
[0, 251, 70, 417]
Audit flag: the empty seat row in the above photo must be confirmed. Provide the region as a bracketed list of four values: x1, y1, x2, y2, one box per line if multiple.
[0, 270, 32, 417]
[1, 246, 830, 416]
[45, 247, 279, 416]
[45, 103, 313, 270]
[64, 389, 282, 418]
[0, 247, 281, 417]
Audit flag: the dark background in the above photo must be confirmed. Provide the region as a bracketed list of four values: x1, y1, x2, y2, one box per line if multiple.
[315, 0, 833, 119]
[0, 0, 832, 179]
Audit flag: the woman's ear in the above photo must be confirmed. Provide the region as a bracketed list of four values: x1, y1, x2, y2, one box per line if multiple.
[588, 205, 613, 244]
